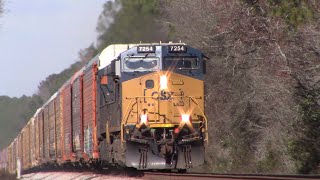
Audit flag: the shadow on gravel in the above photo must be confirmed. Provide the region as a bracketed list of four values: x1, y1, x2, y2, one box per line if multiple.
[97, 166, 144, 177]
[23, 163, 144, 178]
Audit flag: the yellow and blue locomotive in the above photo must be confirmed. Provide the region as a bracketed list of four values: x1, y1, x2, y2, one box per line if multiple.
[6, 43, 207, 175]
[98, 43, 208, 170]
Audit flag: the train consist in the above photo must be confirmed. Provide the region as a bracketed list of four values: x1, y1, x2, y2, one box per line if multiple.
[4, 43, 207, 174]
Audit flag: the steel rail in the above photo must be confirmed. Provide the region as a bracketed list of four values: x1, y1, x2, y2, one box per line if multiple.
[143, 172, 320, 180]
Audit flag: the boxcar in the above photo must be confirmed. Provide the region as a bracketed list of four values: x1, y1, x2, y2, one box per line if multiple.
[0, 148, 7, 170]
[71, 69, 84, 160]
[48, 94, 57, 160]
[43, 105, 50, 162]
[12, 139, 17, 174]
[55, 93, 63, 163]
[22, 123, 31, 171]
[83, 62, 99, 160]
[61, 79, 73, 161]
[30, 117, 36, 167]
[34, 109, 40, 166]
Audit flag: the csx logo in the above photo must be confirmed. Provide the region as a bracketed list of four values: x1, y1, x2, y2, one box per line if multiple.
[151, 90, 173, 100]
[143, 89, 184, 102]
[143, 89, 174, 101]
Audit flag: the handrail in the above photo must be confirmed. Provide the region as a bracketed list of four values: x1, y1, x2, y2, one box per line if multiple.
[190, 97, 208, 143]
[121, 98, 134, 142]
[121, 95, 208, 143]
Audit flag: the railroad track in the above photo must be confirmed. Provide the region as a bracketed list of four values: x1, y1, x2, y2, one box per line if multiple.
[143, 172, 320, 180]
[20, 169, 320, 180]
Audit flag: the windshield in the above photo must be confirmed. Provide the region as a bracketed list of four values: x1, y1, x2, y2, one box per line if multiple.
[123, 57, 160, 72]
[164, 57, 199, 70]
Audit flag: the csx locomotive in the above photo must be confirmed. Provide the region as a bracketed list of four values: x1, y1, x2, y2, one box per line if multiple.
[6, 43, 208, 174]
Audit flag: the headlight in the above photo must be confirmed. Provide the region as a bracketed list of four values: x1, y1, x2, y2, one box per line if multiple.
[140, 114, 148, 124]
[181, 114, 190, 123]
[160, 75, 168, 90]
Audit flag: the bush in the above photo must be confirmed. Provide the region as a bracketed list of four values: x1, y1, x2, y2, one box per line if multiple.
[288, 88, 320, 173]
[268, 0, 314, 28]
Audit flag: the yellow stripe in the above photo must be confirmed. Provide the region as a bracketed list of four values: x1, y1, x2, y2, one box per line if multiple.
[149, 123, 176, 128]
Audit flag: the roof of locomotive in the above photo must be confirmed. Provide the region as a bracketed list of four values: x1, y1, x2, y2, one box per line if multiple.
[98, 44, 138, 70]
[97, 42, 187, 70]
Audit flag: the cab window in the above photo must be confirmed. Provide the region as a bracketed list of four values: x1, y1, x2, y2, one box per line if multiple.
[164, 57, 199, 70]
[123, 57, 160, 72]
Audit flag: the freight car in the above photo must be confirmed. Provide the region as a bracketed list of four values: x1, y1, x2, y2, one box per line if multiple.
[4, 43, 207, 174]
[0, 148, 7, 170]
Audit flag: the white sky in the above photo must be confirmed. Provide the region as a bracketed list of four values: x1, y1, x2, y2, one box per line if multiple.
[0, 0, 106, 97]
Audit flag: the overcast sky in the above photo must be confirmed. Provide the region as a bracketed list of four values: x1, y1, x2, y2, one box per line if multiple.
[0, 0, 106, 97]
